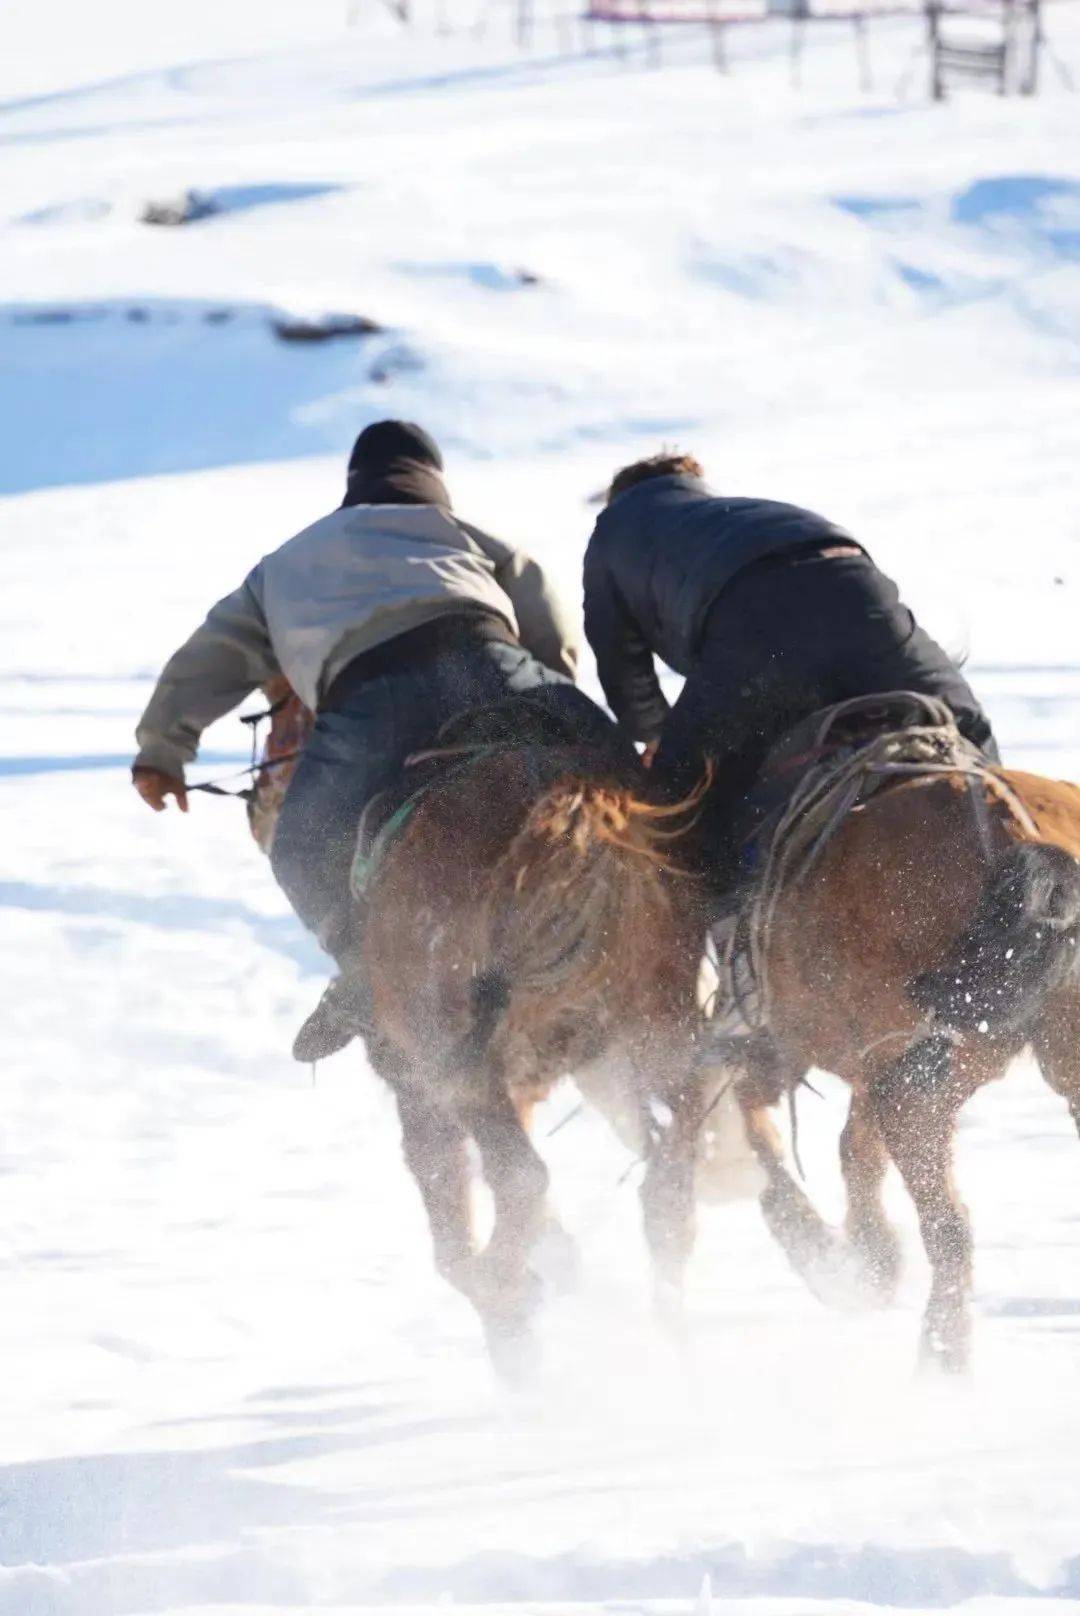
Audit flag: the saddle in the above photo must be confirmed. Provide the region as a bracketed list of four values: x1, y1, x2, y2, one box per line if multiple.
[711, 691, 990, 1035]
[734, 691, 974, 876]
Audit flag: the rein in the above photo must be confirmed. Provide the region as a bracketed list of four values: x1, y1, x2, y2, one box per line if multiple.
[187, 753, 301, 803]
[187, 698, 298, 803]
[184, 712, 498, 808]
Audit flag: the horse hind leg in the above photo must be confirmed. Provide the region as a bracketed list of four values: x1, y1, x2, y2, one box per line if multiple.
[633, 1023, 719, 1333]
[871, 1033, 982, 1374]
[736, 1038, 852, 1306]
[513, 1095, 582, 1297]
[394, 1087, 477, 1283]
[840, 1087, 902, 1304]
[639, 1080, 701, 1332]
[397, 1080, 549, 1384]
[463, 1092, 552, 1384]
[1033, 989, 1080, 1143]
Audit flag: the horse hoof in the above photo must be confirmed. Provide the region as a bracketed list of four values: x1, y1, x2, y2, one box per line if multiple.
[918, 1327, 970, 1377]
[531, 1220, 582, 1295]
[844, 1226, 903, 1309]
[859, 1253, 902, 1308]
[450, 1251, 544, 1319]
[484, 1318, 541, 1387]
[815, 1247, 901, 1312]
[653, 1280, 689, 1343]
[785, 1240, 869, 1311]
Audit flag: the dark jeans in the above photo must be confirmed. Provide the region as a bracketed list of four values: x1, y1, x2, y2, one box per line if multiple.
[652, 551, 997, 888]
[270, 619, 570, 964]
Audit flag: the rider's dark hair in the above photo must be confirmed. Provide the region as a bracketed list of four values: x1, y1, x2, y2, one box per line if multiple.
[606, 452, 704, 505]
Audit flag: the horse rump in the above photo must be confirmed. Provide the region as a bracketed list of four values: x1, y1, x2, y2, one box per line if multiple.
[911, 841, 1080, 1036]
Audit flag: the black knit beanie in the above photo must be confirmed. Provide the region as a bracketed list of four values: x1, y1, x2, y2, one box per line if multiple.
[342, 420, 450, 510]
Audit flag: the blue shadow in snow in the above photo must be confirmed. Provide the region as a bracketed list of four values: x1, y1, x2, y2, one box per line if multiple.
[0, 1433, 353, 1566]
[395, 259, 534, 292]
[0, 49, 584, 148]
[951, 175, 1080, 257]
[355, 50, 589, 101]
[0, 751, 246, 778]
[0, 1402, 494, 1597]
[894, 261, 948, 296]
[0, 296, 383, 495]
[833, 193, 921, 221]
[379, 1539, 1040, 1607]
[0, 878, 323, 976]
[0, 55, 253, 147]
[200, 180, 346, 216]
[16, 181, 344, 226]
[984, 1295, 1080, 1319]
[837, 177, 1080, 261]
[0, 56, 245, 122]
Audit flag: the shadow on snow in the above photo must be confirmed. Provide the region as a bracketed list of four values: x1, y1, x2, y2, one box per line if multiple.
[0, 297, 383, 495]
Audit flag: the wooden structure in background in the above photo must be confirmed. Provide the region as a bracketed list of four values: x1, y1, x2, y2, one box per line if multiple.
[348, 0, 1064, 96]
[584, 0, 768, 68]
[927, 0, 1042, 94]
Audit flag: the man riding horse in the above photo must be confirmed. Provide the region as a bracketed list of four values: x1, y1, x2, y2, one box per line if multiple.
[584, 451, 997, 893]
[132, 420, 579, 1062]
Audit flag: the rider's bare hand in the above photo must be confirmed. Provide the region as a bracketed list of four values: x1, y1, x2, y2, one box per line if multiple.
[641, 740, 660, 770]
[132, 768, 188, 814]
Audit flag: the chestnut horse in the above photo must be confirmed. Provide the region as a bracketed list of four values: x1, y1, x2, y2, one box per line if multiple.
[358, 693, 709, 1376]
[710, 718, 1080, 1374]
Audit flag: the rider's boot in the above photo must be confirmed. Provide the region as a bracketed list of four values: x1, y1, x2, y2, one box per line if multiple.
[292, 905, 372, 1064]
[292, 970, 373, 1063]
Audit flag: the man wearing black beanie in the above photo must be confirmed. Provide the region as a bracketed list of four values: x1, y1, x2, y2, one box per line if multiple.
[341, 419, 449, 508]
[133, 421, 579, 1058]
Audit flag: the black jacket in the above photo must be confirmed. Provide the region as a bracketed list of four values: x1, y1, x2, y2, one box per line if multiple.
[584, 474, 857, 740]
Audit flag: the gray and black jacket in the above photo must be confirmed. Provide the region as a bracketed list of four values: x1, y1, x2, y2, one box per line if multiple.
[136, 503, 579, 780]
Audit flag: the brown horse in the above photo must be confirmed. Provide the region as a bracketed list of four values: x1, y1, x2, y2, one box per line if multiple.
[358, 699, 709, 1376]
[715, 742, 1080, 1374]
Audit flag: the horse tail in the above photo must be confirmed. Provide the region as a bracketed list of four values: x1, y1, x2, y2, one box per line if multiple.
[445, 968, 512, 1076]
[910, 841, 1080, 1037]
[482, 775, 704, 1008]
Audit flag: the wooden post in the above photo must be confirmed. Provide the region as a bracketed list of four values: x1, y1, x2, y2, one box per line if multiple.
[926, 0, 944, 99]
[853, 10, 872, 90]
[1022, 0, 1041, 92]
[789, 7, 807, 89]
[639, 0, 662, 67]
[708, 0, 728, 71]
[1000, 0, 1014, 91]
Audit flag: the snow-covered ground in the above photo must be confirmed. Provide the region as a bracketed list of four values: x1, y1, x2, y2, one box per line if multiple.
[2, 2, 1080, 1612]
